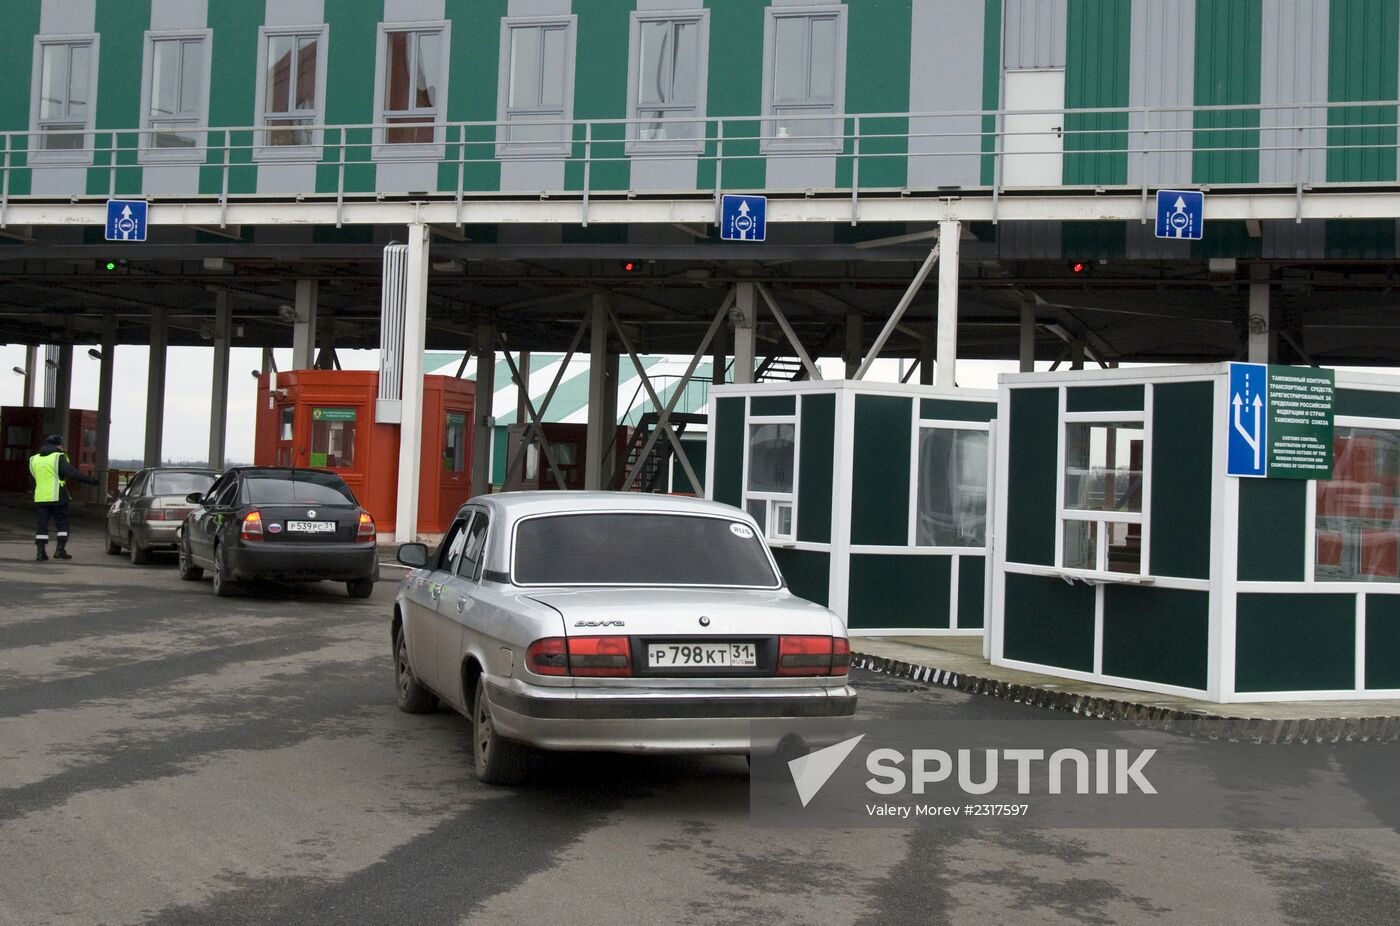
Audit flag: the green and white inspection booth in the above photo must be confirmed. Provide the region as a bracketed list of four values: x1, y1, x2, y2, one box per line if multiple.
[989, 363, 1400, 703]
[707, 381, 997, 636]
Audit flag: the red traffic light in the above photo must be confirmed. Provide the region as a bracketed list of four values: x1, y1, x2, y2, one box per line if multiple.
[1071, 262, 1086, 273]
[621, 261, 638, 272]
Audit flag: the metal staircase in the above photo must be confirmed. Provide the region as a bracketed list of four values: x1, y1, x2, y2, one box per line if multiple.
[612, 412, 707, 492]
[755, 357, 805, 382]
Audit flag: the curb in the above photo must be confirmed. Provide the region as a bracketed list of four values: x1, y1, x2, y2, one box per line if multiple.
[851, 652, 1400, 745]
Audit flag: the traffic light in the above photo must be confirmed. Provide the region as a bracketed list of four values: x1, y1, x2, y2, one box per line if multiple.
[620, 260, 640, 273]
[1069, 260, 1089, 275]
[100, 259, 128, 273]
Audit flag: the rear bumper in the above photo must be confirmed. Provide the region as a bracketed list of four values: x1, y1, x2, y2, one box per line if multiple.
[227, 541, 378, 582]
[485, 680, 857, 754]
[131, 521, 182, 549]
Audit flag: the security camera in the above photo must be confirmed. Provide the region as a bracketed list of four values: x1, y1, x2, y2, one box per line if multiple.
[277, 304, 296, 322]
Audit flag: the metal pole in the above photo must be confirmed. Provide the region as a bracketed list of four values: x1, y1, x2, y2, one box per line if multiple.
[471, 321, 496, 499]
[732, 283, 757, 384]
[844, 313, 862, 379]
[394, 223, 430, 543]
[22, 345, 36, 406]
[144, 307, 169, 467]
[95, 315, 116, 497]
[52, 343, 72, 441]
[292, 279, 318, 370]
[1019, 302, 1037, 373]
[854, 244, 940, 381]
[934, 221, 961, 388]
[1248, 265, 1272, 363]
[585, 293, 611, 490]
[208, 290, 232, 469]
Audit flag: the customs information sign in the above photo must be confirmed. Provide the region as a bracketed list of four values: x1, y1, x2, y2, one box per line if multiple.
[1226, 363, 1334, 479]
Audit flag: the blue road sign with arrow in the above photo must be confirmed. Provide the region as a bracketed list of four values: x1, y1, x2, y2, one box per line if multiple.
[1155, 189, 1204, 240]
[721, 194, 766, 242]
[1227, 362, 1268, 477]
[105, 199, 148, 242]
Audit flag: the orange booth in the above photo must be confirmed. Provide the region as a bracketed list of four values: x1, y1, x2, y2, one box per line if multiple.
[0, 407, 97, 496]
[253, 370, 475, 535]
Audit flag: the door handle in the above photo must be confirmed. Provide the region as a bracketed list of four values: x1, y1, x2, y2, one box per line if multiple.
[456, 597, 467, 613]
[430, 584, 442, 601]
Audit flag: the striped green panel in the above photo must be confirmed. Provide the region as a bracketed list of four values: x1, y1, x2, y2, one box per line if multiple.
[1236, 593, 1355, 693]
[979, 0, 1002, 186]
[1192, 0, 1261, 184]
[848, 554, 951, 630]
[440, 0, 507, 193]
[1064, 385, 1144, 413]
[1103, 586, 1209, 689]
[1324, 219, 1396, 259]
[1150, 381, 1214, 579]
[202, 0, 263, 195]
[797, 393, 836, 544]
[1063, 0, 1131, 185]
[772, 548, 830, 607]
[698, 0, 766, 190]
[317, 0, 379, 195]
[0, 2, 40, 194]
[1003, 573, 1095, 672]
[711, 397, 745, 507]
[957, 555, 985, 629]
[1364, 595, 1400, 689]
[1237, 479, 1306, 582]
[87, 2, 151, 196]
[836, 0, 911, 189]
[1005, 389, 1058, 566]
[1327, 0, 1399, 182]
[919, 398, 996, 422]
[1336, 388, 1400, 420]
[850, 395, 912, 545]
[565, 0, 631, 193]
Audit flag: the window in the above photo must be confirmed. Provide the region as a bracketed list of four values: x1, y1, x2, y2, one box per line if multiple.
[444, 412, 467, 473]
[279, 406, 295, 441]
[255, 26, 328, 154]
[376, 23, 449, 150]
[627, 11, 708, 151]
[141, 32, 210, 159]
[497, 16, 576, 155]
[439, 517, 470, 573]
[31, 37, 97, 157]
[241, 471, 357, 506]
[761, 7, 846, 152]
[1316, 427, 1400, 582]
[309, 408, 356, 469]
[1061, 421, 1145, 574]
[915, 428, 989, 547]
[150, 472, 217, 497]
[460, 513, 489, 580]
[745, 420, 796, 541]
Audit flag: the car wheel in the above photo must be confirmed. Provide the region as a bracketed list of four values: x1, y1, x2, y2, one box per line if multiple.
[211, 544, 239, 597]
[129, 534, 151, 566]
[472, 675, 530, 785]
[177, 539, 203, 581]
[347, 577, 374, 599]
[394, 630, 437, 714]
[105, 530, 122, 555]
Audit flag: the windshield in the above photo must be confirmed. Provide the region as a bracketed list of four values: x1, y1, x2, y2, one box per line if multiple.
[240, 472, 358, 506]
[149, 472, 216, 497]
[512, 513, 780, 587]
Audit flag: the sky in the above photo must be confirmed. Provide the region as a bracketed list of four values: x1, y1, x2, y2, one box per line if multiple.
[0, 338, 1046, 464]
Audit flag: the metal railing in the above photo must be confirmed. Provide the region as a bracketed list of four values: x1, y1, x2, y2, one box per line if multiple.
[622, 375, 712, 427]
[6, 100, 1400, 226]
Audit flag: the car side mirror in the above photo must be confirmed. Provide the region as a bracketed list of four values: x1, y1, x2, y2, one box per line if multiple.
[185, 492, 203, 505]
[397, 543, 429, 568]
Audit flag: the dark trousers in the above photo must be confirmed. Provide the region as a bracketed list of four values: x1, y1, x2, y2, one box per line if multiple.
[35, 503, 70, 546]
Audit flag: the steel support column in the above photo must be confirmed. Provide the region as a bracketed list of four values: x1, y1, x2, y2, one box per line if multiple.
[585, 294, 612, 490]
[1019, 302, 1037, 373]
[515, 350, 530, 425]
[1248, 266, 1273, 363]
[22, 345, 37, 406]
[394, 225, 430, 543]
[144, 308, 169, 468]
[292, 279, 318, 371]
[733, 283, 756, 385]
[471, 322, 496, 499]
[50, 344, 72, 441]
[95, 315, 116, 497]
[844, 314, 863, 379]
[208, 291, 232, 470]
[918, 340, 935, 385]
[935, 220, 961, 389]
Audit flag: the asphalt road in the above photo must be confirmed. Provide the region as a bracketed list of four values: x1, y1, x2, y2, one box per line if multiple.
[2, 511, 1400, 926]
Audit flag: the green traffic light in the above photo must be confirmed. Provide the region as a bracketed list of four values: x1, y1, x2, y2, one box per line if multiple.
[105, 261, 117, 271]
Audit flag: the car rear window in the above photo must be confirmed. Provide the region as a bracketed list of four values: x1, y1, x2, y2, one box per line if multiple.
[240, 472, 358, 506]
[150, 472, 216, 497]
[512, 513, 779, 587]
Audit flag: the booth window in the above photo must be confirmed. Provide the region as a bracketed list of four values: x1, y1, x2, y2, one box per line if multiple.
[1316, 427, 1400, 582]
[745, 421, 796, 540]
[761, 6, 846, 153]
[379, 25, 446, 146]
[915, 427, 988, 547]
[143, 33, 209, 157]
[257, 27, 326, 151]
[1062, 421, 1144, 573]
[33, 38, 96, 156]
[497, 17, 576, 155]
[444, 412, 467, 473]
[628, 12, 708, 150]
[310, 410, 356, 469]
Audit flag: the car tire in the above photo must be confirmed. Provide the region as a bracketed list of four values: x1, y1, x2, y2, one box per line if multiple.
[211, 544, 239, 597]
[105, 531, 122, 555]
[394, 630, 437, 714]
[177, 540, 203, 581]
[347, 577, 374, 599]
[129, 535, 151, 566]
[472, 675, 530, 786]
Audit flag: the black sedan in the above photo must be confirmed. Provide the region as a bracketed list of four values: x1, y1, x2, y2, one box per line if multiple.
[178, 467, 379, 598]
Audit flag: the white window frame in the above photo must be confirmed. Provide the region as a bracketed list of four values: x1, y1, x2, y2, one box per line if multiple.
[1056, 405, 1152, 578]
[625, 9, 710, 156]
[372, 20, 451, 159]
[252, 24, 330, 162]
[759, 4, 847, 155]
[742, 405, 800, 545]
[29, 34, 100, 165]
[909, 419, 992, 552]
[138, 29, 212, 164]
[495, 15, 578, 159]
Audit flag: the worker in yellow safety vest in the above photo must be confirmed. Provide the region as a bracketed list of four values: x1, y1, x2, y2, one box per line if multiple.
[29, 434, 98, 562]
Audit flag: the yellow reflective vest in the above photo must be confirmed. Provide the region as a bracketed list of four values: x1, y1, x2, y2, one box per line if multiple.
[29, 452, 65, 504]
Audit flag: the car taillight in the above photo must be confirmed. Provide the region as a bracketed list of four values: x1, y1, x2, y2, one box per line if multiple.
[778, 635, 846, 676]
[527, 638, 568, 676]
[240, 510, 264, 542]
[143, 508, 190, 522]
[567, 636, 632, 677]
[357, 512, 376, 541]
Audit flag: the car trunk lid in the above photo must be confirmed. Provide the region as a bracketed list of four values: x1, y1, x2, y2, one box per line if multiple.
[251, 504, 361, 543]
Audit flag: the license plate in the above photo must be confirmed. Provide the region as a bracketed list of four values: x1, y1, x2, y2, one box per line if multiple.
[648, 642, 757, 669]
[285, 520, 336, 533]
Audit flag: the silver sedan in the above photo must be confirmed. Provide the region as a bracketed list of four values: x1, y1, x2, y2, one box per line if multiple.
[106, 467, 219, 565]
[392, 492, 856, 784]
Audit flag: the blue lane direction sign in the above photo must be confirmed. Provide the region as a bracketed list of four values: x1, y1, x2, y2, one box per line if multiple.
[1227, 362, 1268, 477]
[106, 199, 148, 242]
[1155, 189, 1204, 240]
[720, 194, 766, 242]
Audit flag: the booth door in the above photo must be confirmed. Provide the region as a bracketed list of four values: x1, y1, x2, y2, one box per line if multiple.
[274, 405, 296, 467]
[440, 409, 472, 514]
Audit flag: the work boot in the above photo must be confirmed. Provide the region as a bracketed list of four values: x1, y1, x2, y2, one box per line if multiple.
[35, 543, 48, 562]
[54, 541, 72, 561]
